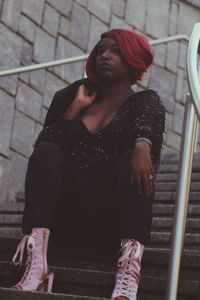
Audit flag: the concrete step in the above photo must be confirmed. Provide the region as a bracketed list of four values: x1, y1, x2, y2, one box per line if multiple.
[0, 202, 24, 213]
[1, 192, 200, 219]
[0, 237, 200, 271]
[1, 258, 199, 298]
[0, 236, 199, 299]
[0, 287, 107, 300]
[155, 181, 200, 191]
[152, 204, 200, 216]
[1, 215, 200, 233]
[0, 227, 199, 249]
[0, 255, 199, 299]
[1, 237, 199, 276]
[0, 191, 200, 214]
[0, 214, 22, 225]
[0, 227, 22, 238]
[1, 241, 199, 272]
[152, 217, 200, 231]
[151, 231, 200, 245]
[1, 201, 200, 218]
[154, 191, 200, 203]
[158, 163, 200, 173]
[155, 172, 200, 182]
[0, 287, 197, 300]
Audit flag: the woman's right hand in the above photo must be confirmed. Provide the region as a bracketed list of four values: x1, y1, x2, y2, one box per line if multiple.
[73, 84, 97, 109]
[62, 84, 97, 120]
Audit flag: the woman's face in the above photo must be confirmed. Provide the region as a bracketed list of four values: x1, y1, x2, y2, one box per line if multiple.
[95, 37, 131, 83]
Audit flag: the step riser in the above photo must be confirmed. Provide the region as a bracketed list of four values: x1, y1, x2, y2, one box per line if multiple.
[0, 288, 195, 300]
[1, 274, 198, 300]
[2, 217, 200, 232]
[0, 230, 200, 250]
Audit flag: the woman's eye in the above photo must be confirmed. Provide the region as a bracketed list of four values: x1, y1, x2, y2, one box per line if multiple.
[97, 49, 104, 55]
[112, 48, 120, 54]
[96, 47, 120, 55]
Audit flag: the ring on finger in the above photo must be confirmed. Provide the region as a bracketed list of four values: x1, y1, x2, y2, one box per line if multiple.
[149, 174, 153, 180]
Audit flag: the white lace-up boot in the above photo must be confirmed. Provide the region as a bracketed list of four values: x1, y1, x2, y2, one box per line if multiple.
[11, 228, 54, 292]
[111, 239, 144, 300]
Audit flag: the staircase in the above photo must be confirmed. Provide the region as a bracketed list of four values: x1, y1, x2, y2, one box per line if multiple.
[0, 153, 200, 300]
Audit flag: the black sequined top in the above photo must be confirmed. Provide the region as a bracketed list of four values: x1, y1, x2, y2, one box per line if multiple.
[35, 79, 166, 172]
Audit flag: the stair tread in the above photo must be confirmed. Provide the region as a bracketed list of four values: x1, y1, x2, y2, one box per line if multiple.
[0, 275, 198, 297]
[0, 287, 108, 300]
[1, 244, 200, 267]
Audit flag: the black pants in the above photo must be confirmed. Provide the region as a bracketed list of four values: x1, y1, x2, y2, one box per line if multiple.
[22, 142, 153, 252]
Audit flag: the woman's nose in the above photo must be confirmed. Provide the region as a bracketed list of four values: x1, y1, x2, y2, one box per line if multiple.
[101, 49, 111, 59]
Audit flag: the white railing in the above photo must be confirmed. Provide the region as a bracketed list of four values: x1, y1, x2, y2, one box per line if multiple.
[0, 35, 189, 78]
[0, 30, 198, 300]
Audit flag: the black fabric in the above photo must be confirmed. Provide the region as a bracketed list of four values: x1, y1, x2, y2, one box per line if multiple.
[23, 79, 165, 253]
[34, 79, 166, 173]
[22, 142, 153, 252]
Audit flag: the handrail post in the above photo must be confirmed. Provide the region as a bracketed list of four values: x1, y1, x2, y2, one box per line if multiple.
[165, 95, 198, 300]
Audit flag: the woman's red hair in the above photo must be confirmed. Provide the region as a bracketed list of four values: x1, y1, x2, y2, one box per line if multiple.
[85, 29, 154, 84]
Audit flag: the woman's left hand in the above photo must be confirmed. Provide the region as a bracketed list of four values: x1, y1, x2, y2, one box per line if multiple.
[130, 142, 154, 196]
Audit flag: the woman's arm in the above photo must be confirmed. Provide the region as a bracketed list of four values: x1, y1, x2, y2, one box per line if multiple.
[43, 80, 84, 127]
[130, 90, 166, 196]
[62, 84, 96, 120]
[34, 82, 96, 147]
[34, 81, 81, 147]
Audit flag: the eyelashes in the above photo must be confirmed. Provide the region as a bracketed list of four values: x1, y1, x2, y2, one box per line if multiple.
[96, 47, 121, 55]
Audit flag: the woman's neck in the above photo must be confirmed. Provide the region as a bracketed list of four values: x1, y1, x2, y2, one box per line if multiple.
[100, 81, 133, 103]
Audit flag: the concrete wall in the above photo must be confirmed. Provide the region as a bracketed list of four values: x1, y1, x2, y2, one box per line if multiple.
[0, 0, 200, 202]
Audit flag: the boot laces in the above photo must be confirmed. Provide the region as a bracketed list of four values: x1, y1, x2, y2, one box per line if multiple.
[12, 233, 37, 285]
[117, 239, 141, 267]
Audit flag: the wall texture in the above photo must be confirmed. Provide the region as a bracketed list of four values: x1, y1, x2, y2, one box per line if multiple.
[0, 0, 200, 202]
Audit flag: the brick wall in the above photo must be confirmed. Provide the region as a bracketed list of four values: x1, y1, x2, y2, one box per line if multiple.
[0, 0, 199, 202]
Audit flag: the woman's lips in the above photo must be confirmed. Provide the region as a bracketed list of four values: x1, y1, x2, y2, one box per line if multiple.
[98, 63, 112, 70]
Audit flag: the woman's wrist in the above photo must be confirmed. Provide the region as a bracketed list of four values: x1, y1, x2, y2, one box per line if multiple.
[62, 102, 83, 120]
[135, 137, 152, 148]
[133, 139, 151, 154]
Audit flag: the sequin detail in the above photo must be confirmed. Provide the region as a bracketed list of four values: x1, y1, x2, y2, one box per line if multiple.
[35, 87, 166, 172]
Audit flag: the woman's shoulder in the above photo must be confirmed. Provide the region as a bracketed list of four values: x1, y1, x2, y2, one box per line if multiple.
[55, 79, 85, 98]
[135, 88, 165, 110]
[136, 88, 160, 100]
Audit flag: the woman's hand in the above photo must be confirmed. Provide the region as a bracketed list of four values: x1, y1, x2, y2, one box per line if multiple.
[73, 84, 97, 109]
[63, 84, 97, 120]
[130, 142, 154, 197]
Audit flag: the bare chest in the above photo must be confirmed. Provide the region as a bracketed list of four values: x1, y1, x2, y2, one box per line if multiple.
[80, 102, 119, 135]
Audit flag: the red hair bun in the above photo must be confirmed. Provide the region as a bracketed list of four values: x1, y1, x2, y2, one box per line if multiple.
[86, 29, 153, 84]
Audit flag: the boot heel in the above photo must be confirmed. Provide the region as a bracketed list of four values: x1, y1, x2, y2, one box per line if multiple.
[38, 272, 54, 293]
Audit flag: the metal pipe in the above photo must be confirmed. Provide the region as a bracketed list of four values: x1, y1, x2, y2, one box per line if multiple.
[187, 23, 200, 119]
[150, 34, 189, 45]
[165, 96, 198, 300]
[0, 35, 189, 78]
[0, 54, 89, 77]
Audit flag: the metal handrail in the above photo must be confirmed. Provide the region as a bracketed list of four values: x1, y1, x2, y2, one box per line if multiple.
[0, 54, 89, 77]
[165, 23, 200, 300]
[0, 34, 189, 78]
[187, 24, 200, 119]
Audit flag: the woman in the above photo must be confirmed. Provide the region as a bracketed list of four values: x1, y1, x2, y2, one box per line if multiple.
[11, 29, 165, 300]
